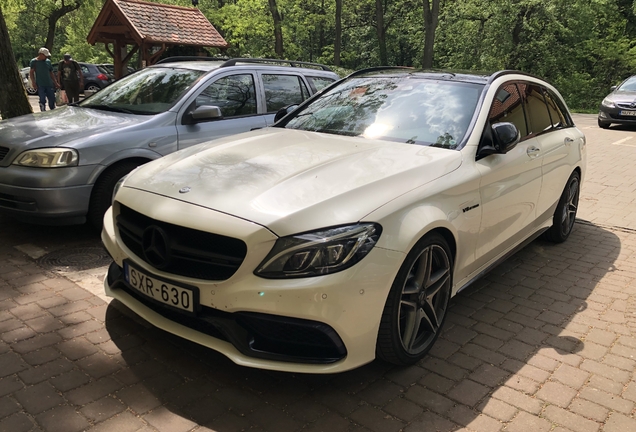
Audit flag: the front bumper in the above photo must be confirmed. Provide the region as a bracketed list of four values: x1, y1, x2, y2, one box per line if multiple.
[598, 107, 636, 125]
[0, 165, 95, 224]
[101, 193, 405, 373]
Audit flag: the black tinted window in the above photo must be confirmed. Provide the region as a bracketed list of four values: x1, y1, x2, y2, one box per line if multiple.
[262, 74, 308, 112]
[543, 89, 570, 128]
[488, 83, 528, 138]
[197, 74, 257, 117]
[520, 83, 552, 135]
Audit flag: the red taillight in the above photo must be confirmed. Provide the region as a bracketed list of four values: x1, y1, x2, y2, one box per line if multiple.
[97, 73, 109, 81]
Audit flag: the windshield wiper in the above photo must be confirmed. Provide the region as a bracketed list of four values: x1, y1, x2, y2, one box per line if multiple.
[81, 105, 137, 114]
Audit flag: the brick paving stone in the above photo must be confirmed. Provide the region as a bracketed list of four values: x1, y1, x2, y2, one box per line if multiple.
[0, 351, 28, 377]
[11, 332, 62, 354]
[356, 380, 403, 406]
[0, 396, 21, 418]
[587, 375, 625, 395]
[585, 328, 616, 346]
[382, 397, 423, 422]
[25, 315, 65, 333]
[21, 346, 61, 366]
[76, 351, 123, 379]
[543, 405, 600, 432]
[580, 359, 631, 383]
[471, 334, 505, 350]
[56, 337, 99, 360]
[623, 381, 636, 402]
[551, 364, 590, 389]
[579, 387, 634, 413]
[443, 325, 477, 345]
[448, 352, 484, 371]
[2, 326, 36, 343]
[404, 410, 458, 432]
[469, 364, 509, 387]
[419, 372, 456, 393]
[476, 398, 517, 422]
[115, 383, 164, 415]
[65, 377, 123, 405]
[604, 412, 636, 432]
[447, 380, 490, 407]
[420, 356, 469, 381]
[538, 347, 582, 367]
[568, 398, 609, 423]
[603, 353, 636, 371]
[88, 411, 147, 432]
[610, 343, 636, 360]
[49, 369, 91, 392]
[471, 323, 514, 341]
[57, 319, 102, 339]
[491, 386, 542, 414]
[59, 311, 93, 325]
[80, 395, 126, 422]
[505, 411, 551, 432]
[0, 412, 35, 432]
[35, 405, 90, 432]
[404, 385, 453, 414]
[460, 343, 507, 365]
[10, 303, 48, 321]
[535, 381, 577, 407]
[384, 365, 427, 387]
[14, 382, 64, 415]
[18, 357, 74, 385]
[429, 338, 461, 359]
[504, 373, 540, 394]
[348, 405, 405, 432]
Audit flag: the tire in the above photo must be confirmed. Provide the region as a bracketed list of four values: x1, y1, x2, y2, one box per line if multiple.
[376, 232, 453, 365]
[543, 171, 580, 243]
[87, 161, 141, 230]
[85, 83, 101, 92]
[598, 119, 611, 129]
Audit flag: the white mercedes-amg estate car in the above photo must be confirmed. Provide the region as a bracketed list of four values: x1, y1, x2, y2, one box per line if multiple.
[102, 68, 586, 373]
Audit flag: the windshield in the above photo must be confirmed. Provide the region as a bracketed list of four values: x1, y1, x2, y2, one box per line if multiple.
[618, 76, 636, 92]
[78, 67, 204, 115]
[285, 76, 483, 149]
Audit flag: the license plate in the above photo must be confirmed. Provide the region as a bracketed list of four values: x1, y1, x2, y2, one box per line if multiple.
[620, 110, 636, 116]
[124, 262, 196, 313]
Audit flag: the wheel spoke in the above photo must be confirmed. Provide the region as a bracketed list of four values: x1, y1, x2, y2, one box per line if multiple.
[426, 267, 450, 298]
[399, 300, 420, 350]
[420, 298, 440, 334]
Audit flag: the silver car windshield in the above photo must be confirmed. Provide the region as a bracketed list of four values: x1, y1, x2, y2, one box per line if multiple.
[78, 67, 204, 115]
[286, 76, 484, 149]
[618, 76, 636, 91]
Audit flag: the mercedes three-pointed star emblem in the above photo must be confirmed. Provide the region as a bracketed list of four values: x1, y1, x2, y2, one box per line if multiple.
[142, 226, 171, 269]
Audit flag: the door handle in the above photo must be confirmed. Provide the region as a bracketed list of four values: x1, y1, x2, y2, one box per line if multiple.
[526, 146, 541, 158]
[564, 137, 574, 146]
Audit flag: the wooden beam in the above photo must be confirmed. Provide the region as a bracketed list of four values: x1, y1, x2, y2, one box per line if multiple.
[93, 25, 129, 33]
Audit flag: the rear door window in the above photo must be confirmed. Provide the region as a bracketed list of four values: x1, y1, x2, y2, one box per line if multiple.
[262, 74, 309, 112]
[196, 74, 257, 117]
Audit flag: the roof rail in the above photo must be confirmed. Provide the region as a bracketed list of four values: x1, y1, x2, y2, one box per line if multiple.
[156, 56, 229, 64]
[345, 66, 414, 79]
[219, 58, 333, 71]
[155, 56, 333, 71]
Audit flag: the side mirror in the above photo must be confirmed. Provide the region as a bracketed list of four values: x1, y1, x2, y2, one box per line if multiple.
[477, 122, 520, 160]
[274, 104, 299, 123]
[191, 105, 222, 121]
[492, 122, 520, 153]
[610, 85, 617, 92]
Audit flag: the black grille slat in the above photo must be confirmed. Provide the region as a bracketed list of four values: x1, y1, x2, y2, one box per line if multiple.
[116, 204, 247, 280]
[0, 147, 8, 161]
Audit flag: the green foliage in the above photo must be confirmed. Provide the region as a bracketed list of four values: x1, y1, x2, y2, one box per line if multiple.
[3, 0, 636, 110]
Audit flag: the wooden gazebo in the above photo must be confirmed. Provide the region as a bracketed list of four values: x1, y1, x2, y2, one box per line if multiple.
[87, 0, 228, 79]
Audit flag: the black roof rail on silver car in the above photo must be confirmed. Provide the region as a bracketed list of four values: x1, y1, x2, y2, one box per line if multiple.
[156, 56, 333, 71]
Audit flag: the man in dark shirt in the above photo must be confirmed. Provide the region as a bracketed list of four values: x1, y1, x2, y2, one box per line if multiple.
[29, 48, 60, 111]
[58, 53, 84, 103]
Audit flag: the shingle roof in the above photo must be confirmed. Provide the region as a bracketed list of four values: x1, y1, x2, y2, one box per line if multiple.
[112, 0, 228, 47]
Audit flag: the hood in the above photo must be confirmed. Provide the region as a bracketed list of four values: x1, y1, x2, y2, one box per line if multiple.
[608, 89, 636, 104]
[123, 128, 463, 236]
[0, 106, 147, 152]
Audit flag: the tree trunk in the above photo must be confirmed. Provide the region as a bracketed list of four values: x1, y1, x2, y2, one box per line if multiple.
[422, 0, 439, 68]
[334, 0, 342, 65]
[0, 6, 32, 119]
[268, 0, 284, 58]
[375, 0, 387, 65]
[44, 1, 83, 51]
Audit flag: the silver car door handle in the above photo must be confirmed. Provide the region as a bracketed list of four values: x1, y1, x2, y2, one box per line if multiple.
[564, 137, 574, 146]
[527, 146, 541, 158]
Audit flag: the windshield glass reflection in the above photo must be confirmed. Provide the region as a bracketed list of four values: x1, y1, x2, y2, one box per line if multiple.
[78, 67, 204, 115]
[286, 76, 484, 149]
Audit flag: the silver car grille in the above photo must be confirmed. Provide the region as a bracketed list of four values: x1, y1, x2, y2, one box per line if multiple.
[616, 102, 636, 109]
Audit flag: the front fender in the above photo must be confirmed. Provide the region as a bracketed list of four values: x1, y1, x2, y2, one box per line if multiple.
[87, 148, 163, 185]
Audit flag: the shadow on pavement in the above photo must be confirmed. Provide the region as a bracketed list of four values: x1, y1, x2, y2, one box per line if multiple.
[104, 220, 621, 431]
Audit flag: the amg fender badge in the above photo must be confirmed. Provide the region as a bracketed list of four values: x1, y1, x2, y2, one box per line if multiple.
[462, 204, 480, 213]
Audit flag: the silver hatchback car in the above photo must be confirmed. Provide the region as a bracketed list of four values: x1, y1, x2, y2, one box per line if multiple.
[0, 58, 338, 228]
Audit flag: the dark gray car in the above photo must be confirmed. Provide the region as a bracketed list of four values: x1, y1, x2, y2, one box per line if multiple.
[0, 58, 339, 228]
[598, 75, 636, 128]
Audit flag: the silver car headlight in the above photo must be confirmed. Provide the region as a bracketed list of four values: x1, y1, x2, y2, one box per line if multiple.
[254, 223, 382, 279]
[601, 98, 615, 108]
[12, 148, 78, 168]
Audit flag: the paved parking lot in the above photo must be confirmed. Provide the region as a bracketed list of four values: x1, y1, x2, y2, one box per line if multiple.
[1, 114, 636, 432]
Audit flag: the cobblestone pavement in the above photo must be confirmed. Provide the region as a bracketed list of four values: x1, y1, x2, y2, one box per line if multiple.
[2, 114, 636, 432]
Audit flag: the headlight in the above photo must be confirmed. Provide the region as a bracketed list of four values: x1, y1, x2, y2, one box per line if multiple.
[255, 223, 382, 279]
[12, 148, 78, 168]
[601, 98, 615, 108]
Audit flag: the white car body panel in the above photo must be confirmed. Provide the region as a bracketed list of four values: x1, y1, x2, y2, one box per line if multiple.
[102, 71, 586, 373]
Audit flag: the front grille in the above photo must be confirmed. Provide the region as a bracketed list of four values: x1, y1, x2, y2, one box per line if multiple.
[616, 103, 636, 109]
[0, 147, 8, 161]
[116, 204, 247, 281]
